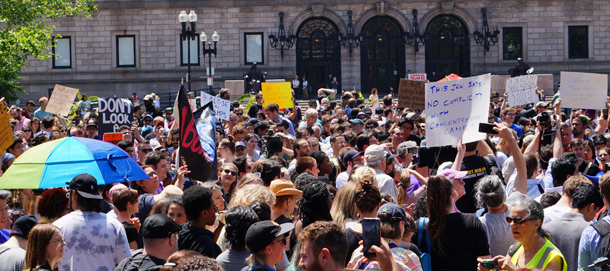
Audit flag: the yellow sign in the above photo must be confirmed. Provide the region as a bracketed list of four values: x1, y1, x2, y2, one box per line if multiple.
[46, 84, 79, 116]
[0, 98, 14, 153]
[262, 82, 294, 109]
[103, 132, 123, 145]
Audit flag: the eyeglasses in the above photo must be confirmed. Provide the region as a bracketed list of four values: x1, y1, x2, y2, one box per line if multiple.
[142, 148, 153, 153]
[224, 169, 237, 176]
[61, 129, 67, 132]
[147, 171, 158, 177]
[506, 216, 531, 224]
[366, 126, 375, 130]
[144, 119, 153, 122]
[23, 130, 31, 132]
[50, 238, 65, 244]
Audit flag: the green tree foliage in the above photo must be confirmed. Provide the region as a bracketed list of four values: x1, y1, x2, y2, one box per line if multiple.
[0, 0, 97, 101]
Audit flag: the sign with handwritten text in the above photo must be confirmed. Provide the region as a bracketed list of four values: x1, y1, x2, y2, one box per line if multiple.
[46, 84, 78, 116]
[398, 79, 426, 110]
[261, 82, 294, 109]
[103, 132, 123, 145]
[560, 71, 608, 109]
[425, 74, 491, 147]
[189, 99, 197, 112]
[408, 73, 427, 81]
[200, 92, 231, 121]
[505, 75, 539, 107]
[0, 98, 14, 153]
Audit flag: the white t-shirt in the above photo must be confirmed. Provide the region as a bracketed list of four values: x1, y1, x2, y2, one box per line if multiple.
[54, 211, 131, 271]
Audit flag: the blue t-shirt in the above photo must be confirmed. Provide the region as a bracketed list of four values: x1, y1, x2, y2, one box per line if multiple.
[0, 229, 10, 244]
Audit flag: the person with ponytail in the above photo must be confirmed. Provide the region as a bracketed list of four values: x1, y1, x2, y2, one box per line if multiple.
[415, 175, 490, 271]
[479, 196, 567, 271]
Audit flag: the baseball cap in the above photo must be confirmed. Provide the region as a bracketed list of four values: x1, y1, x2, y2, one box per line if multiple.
[141, 214, 181, 239]
[437, 168, 467, 179]
[235, 141, 246, 148]
[349, 119, 364, 125]
[343, 149, 363, 165]
[39, 97, 48, 103]
[535, 102, 548, 108]
[269, 179, 302, 199]
[364, 144, 386, 163]
[363, 108, 373, 116]
[165, 107, 173, 112]
[143, 114, 153, 120]
[10, 215, 38, 239]
[245, 221, 294, 253]
[154, 185, 184, 202]
[86, 123, 98, 129]
[68, 173, 103, 199]
[377, 203, 407, 222]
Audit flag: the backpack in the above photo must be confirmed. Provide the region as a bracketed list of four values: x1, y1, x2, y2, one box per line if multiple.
[417, 217, 432, 271]
[592, 220, 610, 259]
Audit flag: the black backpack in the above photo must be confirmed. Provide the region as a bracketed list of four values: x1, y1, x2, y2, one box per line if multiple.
[592, 220, 610, 259]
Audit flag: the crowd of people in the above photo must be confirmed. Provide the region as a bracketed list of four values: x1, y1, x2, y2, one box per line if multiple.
[3, 83, 610, 271]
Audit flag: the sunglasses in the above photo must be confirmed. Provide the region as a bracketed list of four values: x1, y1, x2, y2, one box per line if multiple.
[236, 113, 243, 116]
[23, 130, 31, 132]
[506, 216, 531, 224]
[61, 129, 67, 132]
[224, 169, 237, 176]
[142, 148, 153, 153]
[171, 137, 180, 141]
[275, 237, 287, 246]
[366, 126, 375, 130]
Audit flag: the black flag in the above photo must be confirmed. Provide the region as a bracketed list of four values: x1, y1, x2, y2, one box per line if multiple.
[175, 85, 216, 181]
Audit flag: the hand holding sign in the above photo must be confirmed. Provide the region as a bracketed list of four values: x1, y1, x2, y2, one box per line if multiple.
[200, 92, 230, 121]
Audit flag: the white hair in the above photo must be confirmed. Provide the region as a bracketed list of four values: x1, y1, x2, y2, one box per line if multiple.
[305, 108, 318, 118]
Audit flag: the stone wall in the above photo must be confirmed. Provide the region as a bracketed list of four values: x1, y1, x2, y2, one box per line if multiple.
[17, 0, 610, 103]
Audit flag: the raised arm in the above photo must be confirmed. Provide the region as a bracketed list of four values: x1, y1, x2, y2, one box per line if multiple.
[496, 123, 527, 194]
[452, 139, 466, 171]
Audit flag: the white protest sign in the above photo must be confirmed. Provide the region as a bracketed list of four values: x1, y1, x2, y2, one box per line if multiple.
[46, 84, 79, 116]
[560, 71, 608, 109]
[408, 73, 427, 81]
[188, 99, 197, 112]
[505, 75, 539, 107]
[200, 91, 231, 120]
[425, 74, 491, 147]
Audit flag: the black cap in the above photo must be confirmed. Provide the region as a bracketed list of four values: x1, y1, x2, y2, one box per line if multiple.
[343, 149, 363, 165]
[68, 173, 102, 199]
[245, 221, 294, 253]
[10, 215, 38, 239]
[141, 214, 181, 239]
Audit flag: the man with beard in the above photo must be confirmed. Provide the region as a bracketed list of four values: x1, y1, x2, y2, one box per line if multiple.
[298, 221, 348, 271]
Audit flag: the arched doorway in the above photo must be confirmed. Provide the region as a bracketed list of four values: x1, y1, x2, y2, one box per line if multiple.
[296, 18, 341, 98]
[425, 15, 470, 82]
[360, 16, 405, 95]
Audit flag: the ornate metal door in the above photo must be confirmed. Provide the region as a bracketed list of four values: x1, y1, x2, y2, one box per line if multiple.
[425, 15, 470, 82]
[360, 16, 405, 95]
[296, 18, 341, 98]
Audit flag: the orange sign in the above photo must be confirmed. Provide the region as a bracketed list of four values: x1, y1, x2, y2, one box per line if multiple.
[103, 132, 123, 145]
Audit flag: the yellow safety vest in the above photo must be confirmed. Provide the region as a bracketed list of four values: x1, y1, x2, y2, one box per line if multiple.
[509, 238, 568, 271]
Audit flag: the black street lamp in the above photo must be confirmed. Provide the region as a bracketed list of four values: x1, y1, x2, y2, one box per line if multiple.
[201, 31, 219, 95]
[338, 10, 361, 56]
[269, 12, 295, 59]
[473, 8, 500, 55]
[178, 10, 198, 92]
[405, 9, 426, 54]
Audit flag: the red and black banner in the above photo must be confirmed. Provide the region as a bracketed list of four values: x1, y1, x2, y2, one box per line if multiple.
[174, 85, 216, 181]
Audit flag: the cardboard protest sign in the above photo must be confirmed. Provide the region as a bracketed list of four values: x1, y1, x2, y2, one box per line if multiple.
[199, 92, 231, 121]
[46, 84, 78, 116]
[103, 132, 123, 145]
[505, 75, 539, 107]
[425, 74, 491, 148]
[0, 98, 14, 153]
[398, 79, 426, 110]
[560, 71, 608, 109]
[97, 98, 133, 139]
[261, 82, 294, 109]
[408, 73, 427, 81]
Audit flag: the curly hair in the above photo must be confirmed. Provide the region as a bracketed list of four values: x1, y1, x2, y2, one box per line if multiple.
[300, 181, 332, 228]
[37, 188, 68, 220]
[228, 184, 276, 209]
[225, 205, 259, 250]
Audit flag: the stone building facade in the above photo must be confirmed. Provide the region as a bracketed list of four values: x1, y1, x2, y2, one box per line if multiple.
[17, 0, 610, 102]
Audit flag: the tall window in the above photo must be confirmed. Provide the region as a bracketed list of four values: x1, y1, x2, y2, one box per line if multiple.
[52, 36, 71, 69]
[568, 26, 588, 58]
[245, 33, 264, 65]
[117, 35, 136, 67]
[180, 35, 200, 66]
[502, 27, 522, 60]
